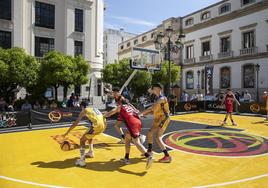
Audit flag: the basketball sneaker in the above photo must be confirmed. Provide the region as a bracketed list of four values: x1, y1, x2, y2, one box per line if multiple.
[120, 158, 130, 165]
[139, 134, 146, 144]
[146, 155, 153, 170]
[117, 138, 125, 144]
[221, 121, 227, 126]
[75, 159, 86, 167]
[159, 156, 172, 163]
[85, 151, 94, 158]
[232, 122, 237, 126]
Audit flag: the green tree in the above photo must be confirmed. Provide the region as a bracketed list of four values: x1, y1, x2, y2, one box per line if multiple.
[102, 58, 152, 98]
[152, 61, 181, 90]
[40, 51, 74, 100]
[0, 47, 39, 100]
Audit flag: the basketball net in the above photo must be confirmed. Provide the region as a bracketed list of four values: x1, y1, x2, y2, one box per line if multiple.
[144, 64, 155, 74]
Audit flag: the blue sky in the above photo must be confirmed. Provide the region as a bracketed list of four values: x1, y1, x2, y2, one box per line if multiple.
[104, 0, 221, 34]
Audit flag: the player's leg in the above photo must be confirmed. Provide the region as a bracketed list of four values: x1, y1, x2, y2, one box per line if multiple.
[147, 124, 158, 154]
[75, 134, 87, 167]
[229, 113, 237, 126]
[222, 113, 228, 125]
[114, 120, 125, 144]
[85, 138, 94, 158]
[121, 132, 131, 164]
[156, 119, 172, 163]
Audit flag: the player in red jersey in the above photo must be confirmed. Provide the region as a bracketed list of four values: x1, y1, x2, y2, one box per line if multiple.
[221, 89, 240, 126]
[105, 90, 153, 169]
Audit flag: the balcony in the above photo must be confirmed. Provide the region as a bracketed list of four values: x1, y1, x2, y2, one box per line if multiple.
[218, 51, 233, 59]
[199, 54, 213, 62]
[240, 47, 258, 56]
[184, 58, 195, 64]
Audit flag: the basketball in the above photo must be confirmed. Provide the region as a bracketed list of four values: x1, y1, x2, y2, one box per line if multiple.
[60, 141, 70, 151]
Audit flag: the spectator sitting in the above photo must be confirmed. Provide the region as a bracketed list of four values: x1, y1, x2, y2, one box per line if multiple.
[62, 97, 67, 108]
[42, 100, 48, 109]
[67, 96, 74, 108]
[243, 90, 251, 102]
[21, 100, 32, 111]
[190, 93, 198, 101]
[33, 101, 41, 110]
[50, 100, 58, 109]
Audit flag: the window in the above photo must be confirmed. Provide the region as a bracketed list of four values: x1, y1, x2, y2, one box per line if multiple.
[35, 1, 55, 29]
[142, 36, 147, 42]
[0, 31, 11, 49]
[241, 0, 255, 6]
[134, 39, 138, 45]
[266, 45, 268, 52]
[185, 18, 194, 26]
[202, 41, 211, 56]
[74, 41, 83, 56]
[219, 4, 231, 14]
[243, 64, 255, 88]
[0, 0, 11, 20]
[186, 45, 194, 59]
[243, 31, 255, 49]
[201, 11, 211, 20]
[75, 9, 83, 32]
[220, 36, 231, 52]
[220, 67, 231, 88]
[127, 42, 131, 47]
[120, 45, 124, 50]
[186, 71, 194, 89]
[35, 36, 54, 57]
[151, 33, 155, 39]
[201, 69, 205, 89]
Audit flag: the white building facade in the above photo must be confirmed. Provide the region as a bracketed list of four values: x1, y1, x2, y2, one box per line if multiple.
[182, 0, 268, 100]
[0, 0, 105, 100]
[103, 28, 136, 66]
[118, 0, 268, 100]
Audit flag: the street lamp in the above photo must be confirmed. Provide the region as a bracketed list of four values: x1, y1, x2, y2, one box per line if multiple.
[197, 70, 201, 94]
[255, 64, 260, 102]
[154, 26, 185, 96]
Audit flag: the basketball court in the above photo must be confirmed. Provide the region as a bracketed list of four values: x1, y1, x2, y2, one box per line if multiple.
[1, 113, 268, 188]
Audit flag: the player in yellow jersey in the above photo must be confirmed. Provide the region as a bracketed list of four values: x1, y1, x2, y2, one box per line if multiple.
[140, 83, 172, 163]
[263, 91, 268, 121]
[63, 101, 106, 167]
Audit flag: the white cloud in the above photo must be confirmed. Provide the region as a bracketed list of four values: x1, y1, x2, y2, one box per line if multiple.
[108, 15, 156, 27]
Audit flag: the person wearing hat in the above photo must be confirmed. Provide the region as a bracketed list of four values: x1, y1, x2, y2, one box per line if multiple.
[140, 83, 172, 163]
[63, 101, 106, 167]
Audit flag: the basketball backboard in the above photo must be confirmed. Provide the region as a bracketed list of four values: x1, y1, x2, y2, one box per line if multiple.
[129, 47, 162, 71]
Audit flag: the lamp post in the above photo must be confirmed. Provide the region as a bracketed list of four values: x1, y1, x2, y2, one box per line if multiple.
[255, 64, 260, 102]
[197, 70, 201, 94]
[154, 26, 185, 96]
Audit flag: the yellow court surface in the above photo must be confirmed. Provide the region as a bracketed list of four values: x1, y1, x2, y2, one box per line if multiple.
[1, 113, 268, 188]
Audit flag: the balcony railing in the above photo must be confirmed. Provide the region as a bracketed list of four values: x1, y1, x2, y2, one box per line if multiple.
[240, 47, 258, 56]
[184, 58, 195, 64]
[199, 54, 213, 62]
[218, 51, 233, 59]
[35, 57, 44, 62]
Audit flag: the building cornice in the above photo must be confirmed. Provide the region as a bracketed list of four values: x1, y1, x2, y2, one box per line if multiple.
[200, 35, 212, 41]
[182, 52, 268, 69]
[239, 23, 258, 30]
[183, 1, 268, 34]
[217, 29, 233, 36]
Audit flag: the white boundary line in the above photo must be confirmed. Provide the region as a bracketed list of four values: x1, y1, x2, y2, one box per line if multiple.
[161, 129, 268, 159]
[194, 173, 268, 188]
[0, 175, 69, 188]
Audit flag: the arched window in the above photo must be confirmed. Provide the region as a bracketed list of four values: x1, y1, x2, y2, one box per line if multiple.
[220, 67, 231, 88]
[185, 18, 194, 26]
[201, 11, 211, 21]
[219, 3, 231, 14]
[186, 71, 194, 89]
[243, 64, 255, 88]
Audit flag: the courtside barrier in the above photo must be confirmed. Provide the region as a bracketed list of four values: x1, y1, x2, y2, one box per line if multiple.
[0, 111, 30, 128]
[175, 101, 266, 115]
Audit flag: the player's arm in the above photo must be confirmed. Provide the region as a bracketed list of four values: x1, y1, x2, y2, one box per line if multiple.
[105, 106, 120, 118]
[233, 93, 240, 106]
[63, 110, 85, 137]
